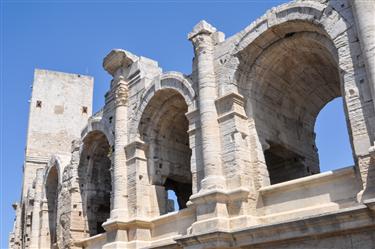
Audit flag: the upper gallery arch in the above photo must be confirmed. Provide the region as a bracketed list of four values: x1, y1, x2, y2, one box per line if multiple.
[129, 71, 196, 141]
[81, 111, 114, 148]
[43, 155, 63, 190]
[215, 0, 356, 89]
[232, 1, 353, 56]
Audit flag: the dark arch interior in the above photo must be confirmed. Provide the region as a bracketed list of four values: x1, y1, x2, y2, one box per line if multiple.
[78, 131, 111, 235]
[140, 89, 192, 214]
[239, 25, 351, 184]
[46, 165, 58, 245]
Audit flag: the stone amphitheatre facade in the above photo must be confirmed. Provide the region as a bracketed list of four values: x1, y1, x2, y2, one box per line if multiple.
[9, 0, 375, 248]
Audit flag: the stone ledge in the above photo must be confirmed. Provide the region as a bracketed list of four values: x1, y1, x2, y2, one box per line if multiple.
[363, 198, 375, 211]
[103, 218, 154, 232]
[74, 232, 106, 248]
[174, 205, 375, 249]
[151, 207, 195, 226]
[233, 205, 374, 247]
[259, 165, 355, 194]
[188, 187, 250, 205]
[176, 231, 234, 249]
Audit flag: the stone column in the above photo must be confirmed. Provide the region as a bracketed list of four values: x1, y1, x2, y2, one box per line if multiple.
[188, 20, 225, 191]
[29, 169, 44, 248]
[351, 0, 375, 112]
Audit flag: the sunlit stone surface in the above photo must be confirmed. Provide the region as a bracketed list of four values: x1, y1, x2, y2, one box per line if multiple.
[9, 1, 375, 248]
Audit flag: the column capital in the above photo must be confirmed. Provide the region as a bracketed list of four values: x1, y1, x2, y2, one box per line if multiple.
[188, 20, 217, 55]
[113, 79, 129, 107]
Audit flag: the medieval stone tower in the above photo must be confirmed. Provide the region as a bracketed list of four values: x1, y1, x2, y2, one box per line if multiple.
[9, 0, 375, 249]
[10, 69, 94, 248]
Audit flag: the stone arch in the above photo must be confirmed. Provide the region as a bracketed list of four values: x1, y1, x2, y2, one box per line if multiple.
[229, 1, 374, 187]
[159, 71, 196, 109]
[44, 156, 63, 186]
[233, 1, 350, 56]
[139, 87, 192, 214]
[130, 72, 196, 142]
[43, 156, 61, 248]
[78, 130, 112, 236]
[81, 116, 114, 147]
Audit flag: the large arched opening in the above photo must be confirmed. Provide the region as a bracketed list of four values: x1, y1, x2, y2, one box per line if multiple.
[238, 22, 354, 185]
[45, 165, 58, 247]
[78, 131, 112, 236]
[139, 88, 192, 214]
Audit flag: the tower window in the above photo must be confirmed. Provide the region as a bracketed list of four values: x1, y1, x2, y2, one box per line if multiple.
[36, 100, 42, 108]
[82, 106, 88, 114]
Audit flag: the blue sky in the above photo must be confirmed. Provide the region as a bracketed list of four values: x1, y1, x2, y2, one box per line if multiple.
[1, 1, 354, 247]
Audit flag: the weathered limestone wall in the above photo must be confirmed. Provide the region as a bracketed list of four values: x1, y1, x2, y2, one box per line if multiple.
[25, 69, 93, 157]
[23, 69, 93, 197]
[247, 230, 375, 249]
[9, 1, 375, 249]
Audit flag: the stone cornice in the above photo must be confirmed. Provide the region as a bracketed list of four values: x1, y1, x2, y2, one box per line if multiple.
[102, 218, 154, 232]
[188, 20, 217, 40]
[103, 49, 138, 76]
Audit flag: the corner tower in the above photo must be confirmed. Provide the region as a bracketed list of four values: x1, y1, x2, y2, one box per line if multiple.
[22, 69, 93, 197]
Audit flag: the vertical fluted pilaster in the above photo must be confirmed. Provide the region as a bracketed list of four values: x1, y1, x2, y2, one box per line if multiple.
[110, 76, 129, 220]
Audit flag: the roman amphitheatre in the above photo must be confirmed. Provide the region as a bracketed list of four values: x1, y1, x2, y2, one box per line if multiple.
[9, 0, 375, 248]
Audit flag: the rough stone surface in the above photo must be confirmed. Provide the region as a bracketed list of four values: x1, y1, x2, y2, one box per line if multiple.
[9, 1, 375, 249]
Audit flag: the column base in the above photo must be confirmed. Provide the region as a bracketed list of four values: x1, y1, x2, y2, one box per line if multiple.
[187, 188, 251, 235]
[109, 208, 128, 221]
[200, 175, 226, 191]
[102, 218, 153, 247]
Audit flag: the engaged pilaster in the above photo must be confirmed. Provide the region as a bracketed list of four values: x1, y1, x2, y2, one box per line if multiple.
[188, 20, 226, 191]
[184, 20, 233, 237]
[351, 0, 375, 112]
[103, 49, 138, 221]
[39, 200, 51, 249]
[29, 169, 44, 249]
[351, 0, 375, 201]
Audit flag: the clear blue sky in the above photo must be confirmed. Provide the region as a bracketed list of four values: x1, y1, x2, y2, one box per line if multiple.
[1, 1, 354, 247]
